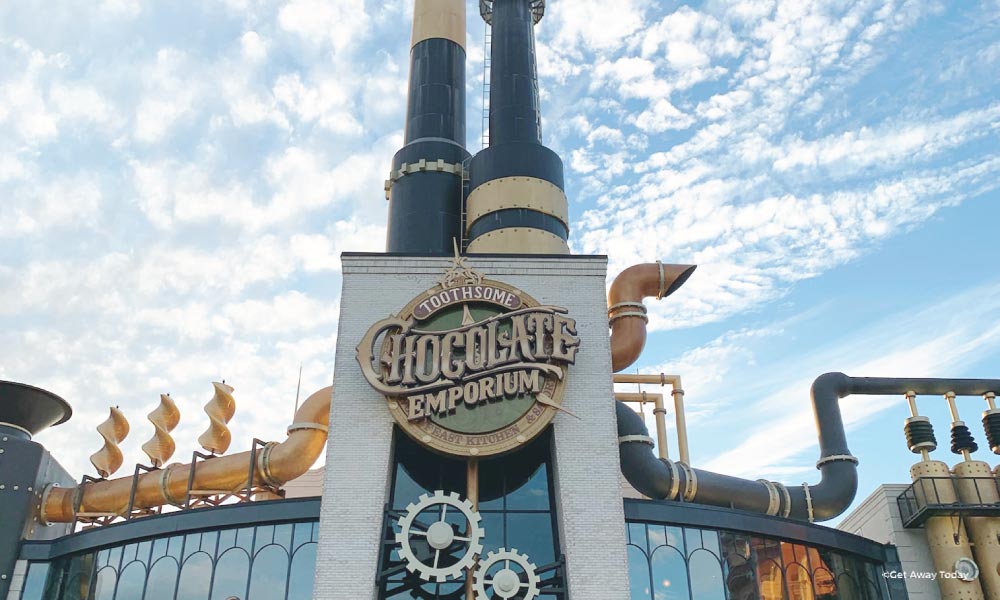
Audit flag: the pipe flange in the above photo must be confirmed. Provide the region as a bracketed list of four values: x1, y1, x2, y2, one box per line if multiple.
[661, 459, 681, 501]
[257, 442, 281, 488]
[609, 301, 646, 312]
[670, 388, 685, 396]
[38, 483, 60, 526]
[678, 462, 698, 502]
[774, 482, 792, 518]
[160, 467, 184, 507]
[815, 454, 859, 468]
[802, 483, 815, 523]
[656, 261, 666, 299]
[609, 311, 649, 325]
[757, 480, 780, 516]
[287, 422, 329, 434]
[619, 435, 655, 447]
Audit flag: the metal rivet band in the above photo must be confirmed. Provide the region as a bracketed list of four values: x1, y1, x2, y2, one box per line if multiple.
[816, 454, 860, 468]
[287, 422, 329, 435]
[663, 459, 681, 501]
[618, 435, 655, 447]
[384, 159, 466, 199]
[258, 442, 281, 488]
[679, 462, 698, 502]
[608, 301, 647, 313]
[38, 483, 59, 526]
[609, 311, 649, 325]
[775, 482, 792, 518]
[656, 261, 666, 300]
[803, 483, 815, 523]
[757, 479, 780, 516]
[161, 468, 183, 507]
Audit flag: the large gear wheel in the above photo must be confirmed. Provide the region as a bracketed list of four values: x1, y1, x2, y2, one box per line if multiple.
[395, 490, 485, 583]
[474, 548, 541, 600]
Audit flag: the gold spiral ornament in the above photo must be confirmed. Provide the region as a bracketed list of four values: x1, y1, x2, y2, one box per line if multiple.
[141, 394, 180, 467]
[89, 407, 130, 478]
[197, 382, 236, 455]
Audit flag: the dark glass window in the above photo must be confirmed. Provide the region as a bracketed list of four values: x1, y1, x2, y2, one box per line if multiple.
[23, 519, 318, 600]
[626, 522, 892, 600]
[380, 429, 563, 599]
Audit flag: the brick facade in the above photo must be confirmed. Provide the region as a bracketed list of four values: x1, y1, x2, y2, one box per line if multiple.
[314, 255, 630, 599]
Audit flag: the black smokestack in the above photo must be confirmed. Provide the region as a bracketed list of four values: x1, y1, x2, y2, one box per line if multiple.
[467, 0, 569, 254]
[385, 0, 470, 254]
[488, 0, 542, 145]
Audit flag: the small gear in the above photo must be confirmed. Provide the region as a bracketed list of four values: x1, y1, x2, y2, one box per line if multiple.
[474, 548, 540, 600]
[395, 491, 485, 583]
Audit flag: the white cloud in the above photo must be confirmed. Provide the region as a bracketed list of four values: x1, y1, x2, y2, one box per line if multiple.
[278, 0, 371, 52]
[701, 281, 1000, 479]
[240, 31, 268, 62]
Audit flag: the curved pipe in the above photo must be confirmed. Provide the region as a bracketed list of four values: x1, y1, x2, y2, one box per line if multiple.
[617, 373, 1000, 522]
[608, 262, 696, 372]
[43, 386, 332, 524]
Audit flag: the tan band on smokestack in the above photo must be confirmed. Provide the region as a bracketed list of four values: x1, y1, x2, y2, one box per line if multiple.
[466, 177, 569, 231]
[467, 229, 569, 254]
[412, 0, 466, 50]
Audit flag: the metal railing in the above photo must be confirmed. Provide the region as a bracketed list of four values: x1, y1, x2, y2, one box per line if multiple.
[897, 476, 1000, 528]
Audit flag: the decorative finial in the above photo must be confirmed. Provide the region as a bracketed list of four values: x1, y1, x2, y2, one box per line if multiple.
[198, 382, 236, 455]
[439, 238, 484, 289]
[89, 407, 130, 478]
[141, 394, 180, 467]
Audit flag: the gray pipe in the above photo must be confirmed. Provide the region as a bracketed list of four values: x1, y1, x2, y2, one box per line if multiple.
[616, 372, 1000, 522]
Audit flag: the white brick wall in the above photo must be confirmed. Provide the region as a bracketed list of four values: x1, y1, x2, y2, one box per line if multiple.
[314, 255, 630, 600]
[4, 560, 27, 600]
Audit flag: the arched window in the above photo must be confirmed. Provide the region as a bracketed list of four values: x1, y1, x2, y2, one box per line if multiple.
[210, 549, 250, 600]
[114, 562, 147, 600]
[649, 545, 688, 600]
[689, 549, 726, 600]
[247, 545, 289, 600]
[287, 543, 318, 600]
[91, 567, 116, 600]
[176, 552, 212, 600]
[143, 557, 179, 600]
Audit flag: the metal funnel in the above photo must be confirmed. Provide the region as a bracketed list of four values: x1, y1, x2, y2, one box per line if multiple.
[0, 381, 72, 439]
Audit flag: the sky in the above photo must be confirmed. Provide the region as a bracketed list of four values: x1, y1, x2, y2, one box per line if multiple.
[0, 0, 998, 524]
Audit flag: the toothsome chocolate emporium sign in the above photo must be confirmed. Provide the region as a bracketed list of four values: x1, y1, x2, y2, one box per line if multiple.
[356, 257, 580, 457]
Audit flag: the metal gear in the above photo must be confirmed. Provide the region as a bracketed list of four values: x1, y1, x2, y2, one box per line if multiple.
[395, 491, 485, 583]
[474, 548, 541, 600]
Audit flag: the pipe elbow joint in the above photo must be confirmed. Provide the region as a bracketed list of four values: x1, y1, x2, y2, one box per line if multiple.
[615, 400, 676, 499]
[809, 462, 859, 521]
[608, 262, 696, 372]
[811, 372, 850, 398]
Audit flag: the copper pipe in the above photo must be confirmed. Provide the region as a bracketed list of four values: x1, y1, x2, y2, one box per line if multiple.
[42, 386, 332, 523]
[608, 262, 695, 373]
[613, 374, 690, 464]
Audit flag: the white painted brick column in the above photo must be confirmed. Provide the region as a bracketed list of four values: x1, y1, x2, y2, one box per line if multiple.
[5, 560, 27, 600]
[314, 255, 630, 600]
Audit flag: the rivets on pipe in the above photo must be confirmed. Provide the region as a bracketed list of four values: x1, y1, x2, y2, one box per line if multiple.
[802, 483, 815, 523]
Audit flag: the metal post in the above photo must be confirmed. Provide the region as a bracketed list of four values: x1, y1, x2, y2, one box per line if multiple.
[466, 458, 479, 599]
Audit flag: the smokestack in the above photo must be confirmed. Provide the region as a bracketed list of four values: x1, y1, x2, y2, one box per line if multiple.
[0, 382, 74, 598]
[467, 0, 569, 254]
[0, 380, 71, 441]
[385, 0, 470, 254]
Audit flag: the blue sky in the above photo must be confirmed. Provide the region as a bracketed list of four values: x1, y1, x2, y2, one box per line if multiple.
[1, 0, 997, 522]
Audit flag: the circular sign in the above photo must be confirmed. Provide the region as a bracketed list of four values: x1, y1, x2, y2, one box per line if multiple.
[357, 275, 579, 457]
